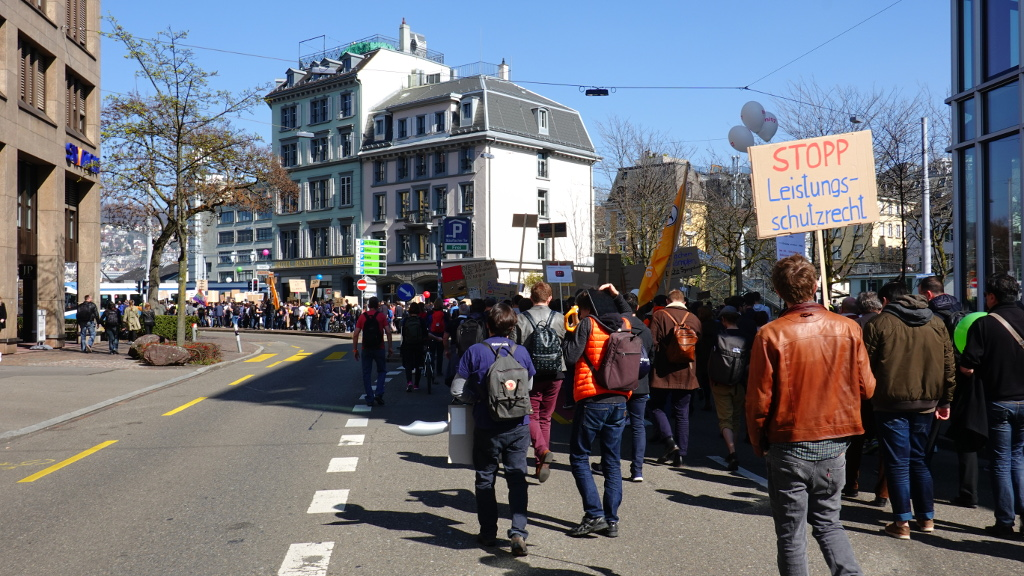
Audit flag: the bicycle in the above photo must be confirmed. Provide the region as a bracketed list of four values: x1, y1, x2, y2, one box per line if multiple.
[422, 345, 434, 394]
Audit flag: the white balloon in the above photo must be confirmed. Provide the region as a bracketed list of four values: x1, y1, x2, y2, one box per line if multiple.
[741, 101, 766, 132]
[758, 111, 779, 142]
[398, 420, 450, 436]
[729, 125, 756, 153]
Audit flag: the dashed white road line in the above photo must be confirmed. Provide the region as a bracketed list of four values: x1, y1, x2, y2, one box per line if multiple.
[277, 542, 335, 576]
[327, 457, 359, 473]
[307, 489, 349, 513]
[352, 404, 371, 413]
[345, 418, 369, 427]
[707, 455, 768, 488]
[339, 434, 364, 446]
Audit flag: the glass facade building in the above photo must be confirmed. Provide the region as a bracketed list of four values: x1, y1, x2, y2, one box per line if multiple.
[951, 0, 1022, 309]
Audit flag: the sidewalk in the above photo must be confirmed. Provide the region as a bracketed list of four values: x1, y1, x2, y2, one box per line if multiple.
[0, 331, 262, 442]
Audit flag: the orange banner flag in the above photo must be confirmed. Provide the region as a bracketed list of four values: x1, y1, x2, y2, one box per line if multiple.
[638, 165, 689, 306]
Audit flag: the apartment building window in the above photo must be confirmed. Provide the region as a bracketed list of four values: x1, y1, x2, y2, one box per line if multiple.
[66, 0, 87, 46]
[537, 151, 549, 178]
[397, 156, 409, 180]
[256, 210, 272, 220]
[415, 188, 429, 218]
[397, 118, 408, 139]
[237, 210, 253, 222]
[415, 154, 427, 177]
[237, 229, 254, 243]
[220, 211, 235, 224]
[219, 252, 233, 264]
[461, 101, 474, 126]
[460, 182, 474, 213]
[339, 93, 352, 118]
[19, 37, 47, 112]
[281, 105, 297, 130]
[374, 116, 386, 138]
[460, 147, 475, 172]
[256, 227, 273, 241]
[338, 174, 353, 206]
[340, 224, 354, 256]
[433, 186, 448, 216]
[416, 115, 426, 135]
[279, 188, 299, 214]
[309, 225, 330, 257]
[339, 131, 353, 158]
[310, 135, 330, 163]
[310, 98, 329, 124]
[280, 142, 298, 167]
[435, 111, 446, 132]
[66, 73, 88, 134]
[218, 231, 234, 244]
[537, 108, 549, 135]
[374, 160, 386, 184]
[538, 189, 548, 217]
[374, 192, 387, 221]
[309, 179, 330, 210]
[279, 229, 299, 259]
[538, 239, 548, 260]
[398, 191, 411, 219]
[418, 234, 432, 260]
[435, 151, 447, 175]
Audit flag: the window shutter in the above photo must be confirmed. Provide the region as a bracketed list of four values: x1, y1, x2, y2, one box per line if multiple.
[35, 57, 45, 111]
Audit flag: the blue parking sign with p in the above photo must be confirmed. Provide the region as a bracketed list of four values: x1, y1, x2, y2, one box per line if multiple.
[444, 217, 471, 253]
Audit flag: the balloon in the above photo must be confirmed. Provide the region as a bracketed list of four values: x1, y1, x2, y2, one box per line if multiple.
[423, 290, 431, 299]
[398, 420, 450, 436]
[954, 311, 987, 353]
[729, 125, 755, 153]
[316, 274, 323, 280]
[236, 266, 243, 272]
[262, 249, 270, 256]
[741, 101, 766, 132]
[758, 111, 779, 141]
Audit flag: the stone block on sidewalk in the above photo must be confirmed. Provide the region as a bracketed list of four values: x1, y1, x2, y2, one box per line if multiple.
[129, 334, 162, 359]
[142, 344, 191, 366]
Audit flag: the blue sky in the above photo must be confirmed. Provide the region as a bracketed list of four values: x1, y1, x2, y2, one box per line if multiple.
[100, 0, 950, 178]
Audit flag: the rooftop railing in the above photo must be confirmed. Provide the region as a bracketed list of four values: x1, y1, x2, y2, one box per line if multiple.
[299, 34, 445, 68]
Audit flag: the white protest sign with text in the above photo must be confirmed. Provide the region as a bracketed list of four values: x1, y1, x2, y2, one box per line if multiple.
[750, 130, 879, 239]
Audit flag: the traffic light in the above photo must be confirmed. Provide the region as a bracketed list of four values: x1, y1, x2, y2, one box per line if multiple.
[250, 279, 259, 292]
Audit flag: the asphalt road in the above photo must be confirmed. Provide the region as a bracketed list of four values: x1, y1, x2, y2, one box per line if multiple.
[1, 333, 1021, 575]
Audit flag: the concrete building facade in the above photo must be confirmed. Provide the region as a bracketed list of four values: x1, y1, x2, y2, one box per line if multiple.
[0, 0, 101, 350]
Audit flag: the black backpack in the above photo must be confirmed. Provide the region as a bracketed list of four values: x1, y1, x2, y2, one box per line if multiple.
[102, 309, 121, 329]
[362, 311, 384, 348]
[708, 331, 749, 386]
[484, 343, 532, 421]
[402, 316, 424, 346]
[458, 316, 488, 354]
[77, 302, 96, 323]
[524, 310, 562, 376]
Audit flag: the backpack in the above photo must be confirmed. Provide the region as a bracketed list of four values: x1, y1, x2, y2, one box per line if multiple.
[585, 318, 642, 391]
[402, 317, 424, 346]
[661, 310, 698, 364]
[361, 311, 384, 348]
[458, 316, 488, 354]
[77, 302, 96, 323]
[524, 310, 562, 376]
[708, 330, 749, 386]
[484, 343, 532, 421]
[102, 309, 121, 329]
[430, 310, 447, 334]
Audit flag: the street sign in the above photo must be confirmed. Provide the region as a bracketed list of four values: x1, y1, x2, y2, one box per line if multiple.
[356, 278, 368, 291]
[397, 283, 416, 301]
[444, 217, 471, 253]
[256, 264, 270, 270]
[356, 238, 387, 275]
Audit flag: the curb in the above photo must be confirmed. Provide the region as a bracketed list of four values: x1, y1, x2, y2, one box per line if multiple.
[0, 343, 266, 442]
[197, 327, 354, 341]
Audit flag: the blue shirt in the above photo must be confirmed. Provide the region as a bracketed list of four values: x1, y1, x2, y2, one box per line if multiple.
[453, 337, 536, 429]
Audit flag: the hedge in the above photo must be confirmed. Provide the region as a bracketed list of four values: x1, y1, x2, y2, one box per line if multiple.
[153, 315, 200, 342]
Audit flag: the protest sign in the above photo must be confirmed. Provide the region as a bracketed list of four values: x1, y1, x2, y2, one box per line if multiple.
[670, 246, 702, 278]
[750, 130, 879, 239]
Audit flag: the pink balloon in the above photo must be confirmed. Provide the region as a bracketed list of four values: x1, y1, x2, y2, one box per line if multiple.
[423, 291, 431, 299]
[262, 249, 270, 256]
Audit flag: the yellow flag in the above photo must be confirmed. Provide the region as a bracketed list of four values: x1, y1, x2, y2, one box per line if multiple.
[638, 166, 689, 306]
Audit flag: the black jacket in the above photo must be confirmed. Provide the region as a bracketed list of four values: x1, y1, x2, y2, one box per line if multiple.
[960, 302, 1024, 402]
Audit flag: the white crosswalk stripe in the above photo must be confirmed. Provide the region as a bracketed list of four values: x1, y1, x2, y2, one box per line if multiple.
[277, 542, 334, 576]
[352, 404, 371, 413]
[327, 457, 359, 473]
[345, 418, 369, 427]
[307, 489, 349, 514]
[338, 434, 364, 446]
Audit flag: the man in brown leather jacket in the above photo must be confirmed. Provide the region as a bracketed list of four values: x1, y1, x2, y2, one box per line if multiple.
[746, 254, 875, 576]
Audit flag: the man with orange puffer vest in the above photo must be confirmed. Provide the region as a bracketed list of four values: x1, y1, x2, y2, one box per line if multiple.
[562, 284, 636, 539]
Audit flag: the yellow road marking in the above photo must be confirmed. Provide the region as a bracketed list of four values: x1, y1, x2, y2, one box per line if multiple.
[325, 352, 347, 360]
[245, 353, 277, 363]
[267, 361, 283, 368]
[284, 351, 312, 362]
[163, 397, 207, 416]
[291, 345, 301, 349]
[18, 441, 118, 483]
[229, 374, 254, 386]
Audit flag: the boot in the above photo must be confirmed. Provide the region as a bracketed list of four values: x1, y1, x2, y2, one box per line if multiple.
[657, 438, 679, 465]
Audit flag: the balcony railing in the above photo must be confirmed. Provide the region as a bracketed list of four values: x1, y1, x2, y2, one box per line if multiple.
[299, 34, 445, 68]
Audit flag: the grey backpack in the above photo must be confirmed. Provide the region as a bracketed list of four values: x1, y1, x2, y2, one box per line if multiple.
[485, 344, 532, 421]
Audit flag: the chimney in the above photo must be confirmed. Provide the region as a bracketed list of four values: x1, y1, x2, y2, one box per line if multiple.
[498, 58, 510, 81]
[399, 18, 411, 53]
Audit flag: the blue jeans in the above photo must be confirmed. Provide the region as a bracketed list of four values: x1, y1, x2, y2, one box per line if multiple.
[766, 447, 862, 576]
[361, 347, 387, 401]
[987, 400, 1024, 526]
[570, 400, 627, 523]
[649, 388, 695, 454]
[473, 424, 530, 539]
[626, 393, 649, 478]
[108, 329, 119, 353]
[876, 411, 935, 522]
[79, 321, 96, 351]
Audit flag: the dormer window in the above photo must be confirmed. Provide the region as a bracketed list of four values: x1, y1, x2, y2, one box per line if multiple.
[374, 115, 386, 140]
[536, 108, 549, 135]
[460, 99, 475, 127]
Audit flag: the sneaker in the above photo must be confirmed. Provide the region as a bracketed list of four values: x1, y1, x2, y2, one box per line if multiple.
[984, 523, 1017, 539]
[536, 450, 554, 483]
[510, 534, 528, 557]
[726, 452, 739, 472]
[628, 474, 644, 483]
[568, 515, 609, 537]
[603, 521, 619, 538]
[375, 396, 385, 406]
[477, 534, 497, 547]
[406, 384, 414, 393]
[913, 519, 935, 533]
[365, 398, 374, 407]
[870, 497, 889, 507]
[884, 522, 911, 540]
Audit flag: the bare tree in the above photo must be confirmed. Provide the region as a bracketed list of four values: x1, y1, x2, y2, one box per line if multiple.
[102, 21, 295, 343]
